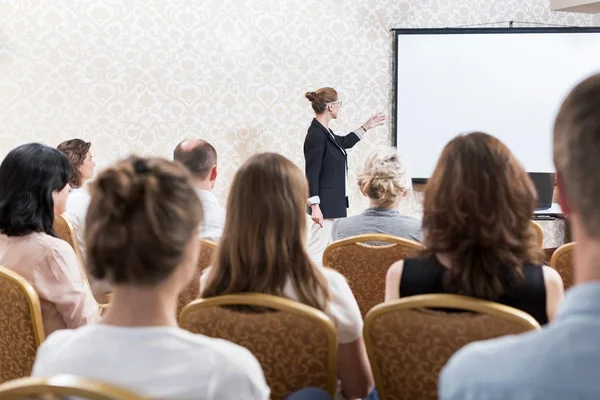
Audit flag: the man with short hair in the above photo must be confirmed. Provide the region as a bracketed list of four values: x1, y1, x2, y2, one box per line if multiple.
[439, 73, 600, 399]
[174, 139, 225, 241]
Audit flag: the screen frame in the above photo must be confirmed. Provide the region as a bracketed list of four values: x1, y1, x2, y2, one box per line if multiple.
[392, 27, 600, 184]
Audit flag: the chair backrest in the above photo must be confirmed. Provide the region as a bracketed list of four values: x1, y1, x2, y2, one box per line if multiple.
[364, 294, 541, 400]
[0, 375, 147, 400]
[176, 239, 218, 317]
[531, 220, 544, 248]
[179, 293, 338, 400]
[54, 214, 100, 303]
[0, 266, 45, 383]
[54, 214, 84, 264]
[323, 234, 423, 316]
[551, 242, 575, 291]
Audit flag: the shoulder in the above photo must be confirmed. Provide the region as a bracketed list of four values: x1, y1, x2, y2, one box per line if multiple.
[320, 268, 363, 341]
[439, 334, 527, 398]
[387, 259, 405, 281]
[33, 329, 82, 374]
[542, 265, 564, 288]
[174, 331, 269, 397]
[32, 233, 75, 259]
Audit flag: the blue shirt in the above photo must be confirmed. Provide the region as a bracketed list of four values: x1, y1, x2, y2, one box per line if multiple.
[439, 282, 600, 400]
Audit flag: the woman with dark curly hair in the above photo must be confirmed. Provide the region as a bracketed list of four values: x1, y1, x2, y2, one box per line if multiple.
[385, 132, 564, 325]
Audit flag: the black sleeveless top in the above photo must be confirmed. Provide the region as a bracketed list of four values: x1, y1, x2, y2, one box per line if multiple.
[400, 256, 548, 325]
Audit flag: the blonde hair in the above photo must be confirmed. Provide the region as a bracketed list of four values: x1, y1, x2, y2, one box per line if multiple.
[358, 147, 411, 209]
[201, 152, 330, 311]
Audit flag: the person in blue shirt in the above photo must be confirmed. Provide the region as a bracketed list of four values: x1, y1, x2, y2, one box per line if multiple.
[439, 72, 600, 400]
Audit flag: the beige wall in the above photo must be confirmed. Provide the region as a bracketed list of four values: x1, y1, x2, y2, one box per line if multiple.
[0, 0, 592, 215]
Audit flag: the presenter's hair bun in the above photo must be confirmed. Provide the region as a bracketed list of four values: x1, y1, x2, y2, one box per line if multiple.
[305, 91, 317, 102]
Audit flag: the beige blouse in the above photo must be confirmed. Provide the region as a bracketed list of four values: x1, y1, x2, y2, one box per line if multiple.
[0, 232, 100, 336]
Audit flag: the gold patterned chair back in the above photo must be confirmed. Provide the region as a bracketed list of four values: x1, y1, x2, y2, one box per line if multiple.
[364, 294, 541, 400]
[53, 214, 84, 264]
[53, 214, 110, 308]
[179, 293, 338, 400]
[531, 220, 544, 248]
[323, 234, 423, 316]
[176, 239, 217, 318]
[0, 375, 147, 400]
[0, 266, 45, 383]
[551, 242, 575, 290]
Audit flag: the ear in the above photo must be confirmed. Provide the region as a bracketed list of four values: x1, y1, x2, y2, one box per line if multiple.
[210, 165, 218, 181]
[555, 172, 572, 216]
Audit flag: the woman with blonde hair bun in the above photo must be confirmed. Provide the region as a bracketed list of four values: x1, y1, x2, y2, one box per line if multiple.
[331, 146, 422, 243]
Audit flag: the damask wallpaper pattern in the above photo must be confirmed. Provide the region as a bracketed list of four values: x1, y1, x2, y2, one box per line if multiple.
[0, 0, 592, 215]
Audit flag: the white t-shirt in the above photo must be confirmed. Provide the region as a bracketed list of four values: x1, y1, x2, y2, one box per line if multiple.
[33, 325, 270, 400]
[195, 189, 226, 241]
[200, 267, 363, 344]
[65, 187, 90, 259]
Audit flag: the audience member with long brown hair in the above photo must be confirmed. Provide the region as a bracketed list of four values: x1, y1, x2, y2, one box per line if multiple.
[33, 156, 269, 400]
[201, 152, 374, 399]
[385, 132, 563, 324]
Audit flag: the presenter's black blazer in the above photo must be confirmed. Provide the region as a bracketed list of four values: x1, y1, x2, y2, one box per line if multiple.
[303, 118, 361, 219]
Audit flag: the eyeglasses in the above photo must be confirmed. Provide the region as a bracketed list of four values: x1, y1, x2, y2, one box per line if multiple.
[328, 100, 343, 108]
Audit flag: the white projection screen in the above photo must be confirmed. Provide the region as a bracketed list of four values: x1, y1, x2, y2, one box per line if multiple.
[394, 28, 600, 182]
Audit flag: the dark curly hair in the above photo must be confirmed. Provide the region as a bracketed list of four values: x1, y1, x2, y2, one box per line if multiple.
[57, 138, 91, 188]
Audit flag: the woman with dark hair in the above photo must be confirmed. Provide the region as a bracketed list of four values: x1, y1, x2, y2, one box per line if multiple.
[304, 87, 385, 263]
[33, 156, 269, 400]
[0, 143, 99, 335]
[201, 153, 374, 399]
[385, 132, 563, 324]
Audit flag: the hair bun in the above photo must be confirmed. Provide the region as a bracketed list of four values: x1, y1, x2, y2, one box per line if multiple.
[305, 91, 317, 102]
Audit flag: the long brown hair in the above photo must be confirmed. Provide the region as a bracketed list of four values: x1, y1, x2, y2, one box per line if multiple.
[201, 152, 330, 311]
[421, 132, 543, 300]
[85, 156, 202, 285]
[57, 138, 91, 188]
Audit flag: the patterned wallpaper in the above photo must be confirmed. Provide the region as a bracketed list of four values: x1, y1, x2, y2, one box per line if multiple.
[0, 0, 592, 215]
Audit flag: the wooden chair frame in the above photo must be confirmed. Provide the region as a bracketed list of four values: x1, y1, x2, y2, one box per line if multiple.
[180, 293, 338, 398]
[323, 233, 423, 266]
[550, 242, 575, 289]
[0, 375, 147, 400]
[364, 294, 541, 400]
[531, 220, 544, 248]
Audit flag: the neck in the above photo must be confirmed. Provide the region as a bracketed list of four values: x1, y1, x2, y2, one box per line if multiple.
[369, 200, 399, 210]
[193, 178, 213, 191]
[571, 216, 600, 284]
[316, 113, 332, 129]
[101, 285, 178, 327]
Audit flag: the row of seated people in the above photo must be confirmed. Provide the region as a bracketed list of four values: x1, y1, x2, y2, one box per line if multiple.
[0, 133, 560, 399]
[0, 73, 599, 399]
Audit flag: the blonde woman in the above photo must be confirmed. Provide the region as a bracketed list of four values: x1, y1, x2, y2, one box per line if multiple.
[331, 147, 422, 243]
[201, 152, 374, 400]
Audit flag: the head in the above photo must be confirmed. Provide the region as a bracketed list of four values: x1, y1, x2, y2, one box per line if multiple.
[57, 139, 95, 188]
[201, 152, 330, 310]
[305, 87, 342, 119]
[554, 74, 600, 248]
[85, 156, 203, 294]
[358, 147, 411, 209]
[422, 132, 543, 300]
[0, 143, 70, 237]
[173, 139, 218, 189]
